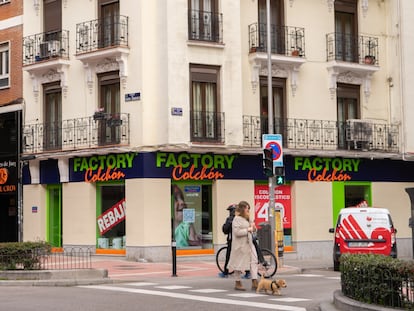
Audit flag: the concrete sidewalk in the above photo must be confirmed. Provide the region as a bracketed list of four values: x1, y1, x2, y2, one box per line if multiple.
[0, 254, 331, 286]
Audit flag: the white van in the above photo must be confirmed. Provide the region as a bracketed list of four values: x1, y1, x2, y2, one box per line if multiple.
[329, 207, 397, 271]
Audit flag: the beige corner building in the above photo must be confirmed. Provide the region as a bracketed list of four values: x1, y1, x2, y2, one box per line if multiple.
[18, 0, 414, 262]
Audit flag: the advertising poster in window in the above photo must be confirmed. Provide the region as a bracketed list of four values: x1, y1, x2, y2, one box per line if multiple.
[254, 184, 292, 248]
[172, 184, 203, 249]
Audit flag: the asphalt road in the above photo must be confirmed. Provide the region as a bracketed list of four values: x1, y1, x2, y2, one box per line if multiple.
[0, 268, 340, 311]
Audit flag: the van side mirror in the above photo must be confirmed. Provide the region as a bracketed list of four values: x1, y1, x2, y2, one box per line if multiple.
[329, 228, 334, 233]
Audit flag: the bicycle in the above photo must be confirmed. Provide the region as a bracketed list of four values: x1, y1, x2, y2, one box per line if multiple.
[216, 233, 277, 278]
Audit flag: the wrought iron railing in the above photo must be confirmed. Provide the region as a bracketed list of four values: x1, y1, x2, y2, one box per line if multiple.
[326, 33, 379, 65]
[342, 257, 414, 309]
[23, 113, 130, 153]
[0, 247, 92, 270]
[76, 15, 129, 54]
[248, 23, 305, 57]
[188, 9, 223, 43]
[23, 30, 70, 65]
[190, 111, 225, 143]
[243, 116, 399, 153]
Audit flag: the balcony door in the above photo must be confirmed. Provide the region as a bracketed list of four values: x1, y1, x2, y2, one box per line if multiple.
[190, 64, 221, 142]
[337, 83, 359, 149]
[44, 0, 62, 33]
[43, 0, 62, 58]
[189, 0, 218, 42]
[258, 0, 284, 53]
[98, 71, 120, 145]
[99, 0, 120, 48]
[335, 0, 358, 62]
[44, 82, 62, 150]
[260, 77, 286, 138]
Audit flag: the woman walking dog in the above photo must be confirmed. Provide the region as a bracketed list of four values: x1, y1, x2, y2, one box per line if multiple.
[227, 201, 259, 291]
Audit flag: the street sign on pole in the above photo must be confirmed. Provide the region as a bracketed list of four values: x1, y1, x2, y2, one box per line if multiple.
[262, 134, 283, 171]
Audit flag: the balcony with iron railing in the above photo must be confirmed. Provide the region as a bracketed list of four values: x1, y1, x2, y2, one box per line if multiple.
[190, 111, 225, 143]
[23, 30, 70, 66]
[326, 33, 379, 65]
[23, 113, 130, 154]
[76, 15, 129, 54]
[248, 23, 305, 57]
[243, 116, 399, 153]
[188, 10, 223, 43]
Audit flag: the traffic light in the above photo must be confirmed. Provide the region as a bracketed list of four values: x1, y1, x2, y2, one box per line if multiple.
[276, 175, 285, 185]
[275, 166, 285, 185]
[263, 148, 274, 177]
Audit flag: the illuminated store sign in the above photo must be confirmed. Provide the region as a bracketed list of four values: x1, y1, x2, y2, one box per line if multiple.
[0, 160, 17, 193]
[73, 153, 136, 183]
[156, 152, 237, 181]
[294, 157, 361, 182]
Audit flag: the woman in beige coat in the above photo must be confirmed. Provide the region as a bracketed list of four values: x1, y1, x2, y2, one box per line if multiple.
[227, 201, 258, 291]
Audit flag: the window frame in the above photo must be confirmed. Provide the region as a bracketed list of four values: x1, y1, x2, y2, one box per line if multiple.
[189, 64, 222, 142]
[0, 41, 10, 89]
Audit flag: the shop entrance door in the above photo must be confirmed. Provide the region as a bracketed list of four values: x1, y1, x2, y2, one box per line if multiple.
[332, 181, 371, 225]
[47, 185, 62, 247]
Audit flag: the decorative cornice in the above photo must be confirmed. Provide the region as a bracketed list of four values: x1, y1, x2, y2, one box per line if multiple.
[249, 53, 306, 96]
[327, 61, 379, 101]
[76, 46, 130, 90]
[24, 60, 70, 100]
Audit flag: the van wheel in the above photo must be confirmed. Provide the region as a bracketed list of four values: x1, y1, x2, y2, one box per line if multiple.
[333, 260, 340, 271]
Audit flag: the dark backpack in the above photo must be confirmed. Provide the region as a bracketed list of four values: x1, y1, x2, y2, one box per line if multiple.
[222, 215, 233, 235]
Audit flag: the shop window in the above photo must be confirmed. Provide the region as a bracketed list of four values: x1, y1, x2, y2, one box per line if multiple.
[172, 183, 212, 250]
[96, 183, 125, 250]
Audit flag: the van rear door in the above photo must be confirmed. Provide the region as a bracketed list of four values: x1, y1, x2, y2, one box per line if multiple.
[338, 209, 392, 255]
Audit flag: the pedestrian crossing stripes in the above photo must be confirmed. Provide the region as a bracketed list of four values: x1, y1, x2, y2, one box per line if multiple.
[79, 283, 309, 311]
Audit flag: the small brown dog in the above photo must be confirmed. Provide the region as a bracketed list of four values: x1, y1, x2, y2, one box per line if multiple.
[256, 275, 287, 295]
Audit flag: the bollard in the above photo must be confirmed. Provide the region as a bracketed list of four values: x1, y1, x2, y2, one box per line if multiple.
[171, 239, 177, 277]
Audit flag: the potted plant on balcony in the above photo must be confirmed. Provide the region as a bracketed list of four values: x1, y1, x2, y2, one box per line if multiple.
[364, 55, 375, 65]
[93, 108, 106, 121]
[364, 39, 376, 65]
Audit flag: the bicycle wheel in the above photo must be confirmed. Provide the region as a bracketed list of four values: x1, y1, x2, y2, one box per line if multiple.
[216, 246, 228, 273]
[258, 248, 277, 278]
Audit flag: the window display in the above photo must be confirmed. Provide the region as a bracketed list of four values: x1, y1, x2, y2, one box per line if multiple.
[97, 184, 125, 249]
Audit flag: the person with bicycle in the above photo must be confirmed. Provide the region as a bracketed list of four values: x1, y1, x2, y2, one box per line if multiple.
[218, 204, 237, 278]
[227, 201, 259, 291]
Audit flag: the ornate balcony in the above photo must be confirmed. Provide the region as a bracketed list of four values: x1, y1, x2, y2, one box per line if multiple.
[326, 33, 379, 65]
[188, 10, 223, 43]
[247, 23, 306, 95]
[23, 113, 130, 154]
[190, 111, 225, 143]
[23, 30, 70, 66]
[243, 116, 399, 153]
[76, 15, 129, 54]
[248, 23, 305, 57]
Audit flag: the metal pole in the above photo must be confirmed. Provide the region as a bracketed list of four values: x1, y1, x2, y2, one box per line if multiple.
[405, 188, 414, 259]
[17, 110, 22, 243]
[266, 0, 276, 258]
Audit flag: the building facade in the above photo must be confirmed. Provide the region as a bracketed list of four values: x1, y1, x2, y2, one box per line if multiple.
[19, 0, 414, 261]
